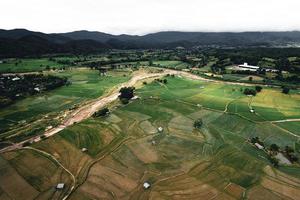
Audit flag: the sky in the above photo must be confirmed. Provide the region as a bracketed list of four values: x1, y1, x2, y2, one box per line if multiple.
[1, 0, 300, 35]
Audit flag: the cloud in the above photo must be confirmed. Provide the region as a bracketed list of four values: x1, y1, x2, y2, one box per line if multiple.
[1, 0, 300, 35]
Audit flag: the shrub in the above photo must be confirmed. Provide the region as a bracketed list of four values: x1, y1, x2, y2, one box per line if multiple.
[194, 119, 203, 129]
[255, 86, 262, 92]
[23, 141, 31, 147]
[93, 107, 110, 117]
[243, 88, 257, 96]
[119, 87, 135, 100]
[270, 144, 279, 152]
[282, 87, 290, 94]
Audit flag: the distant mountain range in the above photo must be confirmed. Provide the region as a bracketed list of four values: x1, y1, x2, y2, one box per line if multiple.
[1, 29, 300, 57]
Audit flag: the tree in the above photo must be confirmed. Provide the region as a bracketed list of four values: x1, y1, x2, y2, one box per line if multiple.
[194, 119, 203, 129]
[163, 79, 167, 84]
[93, 107, 110, 117]
[249, 76, 253, 81]
[270, 144, 279, 152]
[276, 57, 290, 71]
[244, 88, 257, 96]
[282, 87, 290, 94]
[119, 87, 135, 100]
[255, 86, 262, 92]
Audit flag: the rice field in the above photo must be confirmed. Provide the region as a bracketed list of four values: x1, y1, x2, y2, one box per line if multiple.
[1, 73, 300, 199]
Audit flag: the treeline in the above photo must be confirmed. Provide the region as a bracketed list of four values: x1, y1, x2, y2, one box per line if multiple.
[0, 36, 109, 58]
[211, 48, 300, 72]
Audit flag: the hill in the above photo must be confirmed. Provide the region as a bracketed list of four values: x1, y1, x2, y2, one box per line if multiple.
[1, 29, 300, 57]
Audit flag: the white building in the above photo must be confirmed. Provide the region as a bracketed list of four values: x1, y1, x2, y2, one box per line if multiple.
[56, 183, 65, 189]
[143, 182, 151, 189]
[12, 77, 21, 81]
[158, 127, 163, 132]
[238, 63, 260, 71]
[254, 143, 264, 150]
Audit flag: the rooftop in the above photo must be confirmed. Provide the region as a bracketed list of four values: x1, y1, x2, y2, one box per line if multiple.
[143, 182, 151, 189]
[238, 62, 260, 69]
[56, 183, 65, 189]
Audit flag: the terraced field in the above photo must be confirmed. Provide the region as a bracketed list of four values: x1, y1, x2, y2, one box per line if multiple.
[1, 73, 300, 200]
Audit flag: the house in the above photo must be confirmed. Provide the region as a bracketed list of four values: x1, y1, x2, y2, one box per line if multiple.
[250, 109, 255, 113]
[143, 182, 151, 189]
[12, 77, 21, 81]
[82, 148, 88, 152]
[158, 127, 163, 132]
[254, 143, 264, 150]
[238, 63, 260, 71]
[34, 87, 40, 92]
[56, 183, 65, 189]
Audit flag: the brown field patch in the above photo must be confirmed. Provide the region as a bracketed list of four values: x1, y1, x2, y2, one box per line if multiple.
[247, 185, 283, 200]
[140, 120, 157, 134]
[0, 156, 39, 200]
[168, 116, 194, 133]
[34, 136, 92, 176]
[224, 182, 245, 199]
[78, 163, 138, 199]
[261, 176, 300, 200]
[152, 174, 234, 200]
[127, 138, 158, 163]
[106, 114, 122, 123]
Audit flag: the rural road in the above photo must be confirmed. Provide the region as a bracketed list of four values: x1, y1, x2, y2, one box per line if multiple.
[0, 68, 294, 153]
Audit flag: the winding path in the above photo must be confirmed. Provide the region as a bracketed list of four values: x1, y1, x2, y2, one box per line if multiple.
[23, 147, 76, 200]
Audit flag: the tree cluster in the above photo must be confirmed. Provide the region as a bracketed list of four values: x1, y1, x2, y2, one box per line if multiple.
[119, 87, 135, 104]
[243, 88, 257, 96]
[93, 107, 110, 117]
[194, 119, 203, 129]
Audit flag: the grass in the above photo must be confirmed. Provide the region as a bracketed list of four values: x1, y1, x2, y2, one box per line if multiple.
[153, 60, 191, 69]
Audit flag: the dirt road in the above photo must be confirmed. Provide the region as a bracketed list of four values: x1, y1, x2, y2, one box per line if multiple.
[0, 70, 170, 153]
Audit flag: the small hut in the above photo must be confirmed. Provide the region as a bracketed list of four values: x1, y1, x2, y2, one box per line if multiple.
[143, 182, 151, 189]
[158, 127, 163, 132]
[56, 183, 65, 190]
